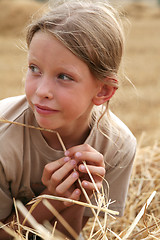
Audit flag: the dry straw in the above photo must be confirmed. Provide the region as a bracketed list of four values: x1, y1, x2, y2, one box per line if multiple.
[0, 118, 160, 239]
[82, 133, 160, 240]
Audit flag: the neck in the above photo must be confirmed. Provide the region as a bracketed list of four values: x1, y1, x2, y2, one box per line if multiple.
[41, 122, 91, 151]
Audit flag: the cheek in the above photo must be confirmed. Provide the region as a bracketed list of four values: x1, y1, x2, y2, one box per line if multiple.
[25, 75, 34, 97]
[59, 91, 92, 116]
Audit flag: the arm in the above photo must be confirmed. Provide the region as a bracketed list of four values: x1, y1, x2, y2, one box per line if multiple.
[56, 204, 85, 239]
[56, 206, 89, 240]
[0, 156, 81, 240]
[1, 144, 105, 240]
[0, 188, 68, 240]
[105, 153, 136, 216]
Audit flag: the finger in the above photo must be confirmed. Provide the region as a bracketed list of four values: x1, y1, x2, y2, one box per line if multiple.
[64, 189, 81, 207]
[42, 157, 71, 184]
[65, 144, 97, 157]
[82, 180, 103, 191]
[47, 160, 77, 193]
[55, 171, 79, 195]
[65, 144, 104, 167]
[79, 164, 105, 177]
[75, 151, 104, 167]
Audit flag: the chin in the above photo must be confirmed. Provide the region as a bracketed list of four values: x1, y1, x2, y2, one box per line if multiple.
[35, 117, 52, 129]
[37, 119, 62, 132]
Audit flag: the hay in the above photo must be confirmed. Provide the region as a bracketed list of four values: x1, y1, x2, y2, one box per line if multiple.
[83, 134, 160, 239]
[0, 0, 44, 37]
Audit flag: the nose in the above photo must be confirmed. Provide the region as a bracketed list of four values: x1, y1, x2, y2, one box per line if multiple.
[36, 76, 54, 99]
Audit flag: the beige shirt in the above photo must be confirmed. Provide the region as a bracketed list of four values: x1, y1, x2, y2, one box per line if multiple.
[0, 95, 136, 219]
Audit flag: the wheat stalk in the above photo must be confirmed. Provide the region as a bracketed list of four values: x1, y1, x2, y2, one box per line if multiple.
[16, 201, 54, 240]
[122, 191, 156, 239]
[29, 195, 118, 215]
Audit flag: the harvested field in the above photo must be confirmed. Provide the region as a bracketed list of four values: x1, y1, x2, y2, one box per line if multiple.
[0, 0, 160, 239]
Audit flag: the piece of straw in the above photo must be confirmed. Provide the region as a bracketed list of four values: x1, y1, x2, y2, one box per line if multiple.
[30, 194, 119, 215]
[0, 118, 56, 133]
[16, 200, 53, 240]
[0, 222, 22, 240]
[89, 195, 105, 239]
[22, 199, 41, 226]
[43, 199, 79, 240]
[13, 197, 21, 235]
[122, 191, 156, 239]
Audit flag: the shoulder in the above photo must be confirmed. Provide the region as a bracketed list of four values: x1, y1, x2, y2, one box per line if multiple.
[0, 95, 27, 106]
[109, 111, 136, 144]
[87, 111, 136, 167]
[0, 95, 33, 137]
[0, 95, 32, 168]
[109, 111, 137, 163]
[0, 95, 28, 120]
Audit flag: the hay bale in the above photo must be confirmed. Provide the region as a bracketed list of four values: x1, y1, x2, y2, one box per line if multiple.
[0, 0, 43, 37]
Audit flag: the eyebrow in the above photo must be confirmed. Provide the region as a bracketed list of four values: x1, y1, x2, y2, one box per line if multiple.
[62, 65, 83, 80]
[28, 55, 83, 80]
[28, 47, 91, 81]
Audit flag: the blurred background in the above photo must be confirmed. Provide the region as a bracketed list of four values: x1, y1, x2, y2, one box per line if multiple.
[0, 0, 160, 146]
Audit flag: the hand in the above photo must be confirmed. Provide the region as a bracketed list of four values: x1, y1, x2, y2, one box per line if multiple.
[41, 157, 81, 205]
[64, 144, 105, 199]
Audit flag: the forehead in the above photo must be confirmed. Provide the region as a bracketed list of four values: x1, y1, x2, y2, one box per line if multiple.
[28, 31, 97, 80]
[29, 31, 82, 65]
[29, 31, 69, 55]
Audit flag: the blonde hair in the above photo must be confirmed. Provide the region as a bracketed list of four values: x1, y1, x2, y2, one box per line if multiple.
[26, 0, 125, 134]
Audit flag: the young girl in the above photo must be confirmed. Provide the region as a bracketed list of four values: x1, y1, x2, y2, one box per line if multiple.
[0, 0, 136, 239]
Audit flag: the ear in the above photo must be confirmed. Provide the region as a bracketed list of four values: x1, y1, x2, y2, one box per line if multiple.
[92, 84, 116, 106]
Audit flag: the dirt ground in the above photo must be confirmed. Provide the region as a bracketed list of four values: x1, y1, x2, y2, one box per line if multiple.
[0, 0, 160, 146]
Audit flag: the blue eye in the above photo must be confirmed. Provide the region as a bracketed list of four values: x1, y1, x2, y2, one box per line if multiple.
[29, 65, 40, 74]
[58, 73, 73, 81]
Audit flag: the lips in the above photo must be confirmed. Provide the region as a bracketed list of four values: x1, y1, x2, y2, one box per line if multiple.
[34, 104, 59, 115]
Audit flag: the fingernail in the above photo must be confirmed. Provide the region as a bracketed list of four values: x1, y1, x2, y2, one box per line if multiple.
[83, 181, 88, 187]
[80, 165, 85, 171]
[64, 157, 70, 162]
[64, 150, 70, 156]
[72, 172, 78, 178]
[75, 152, 82, 158]
[70, 160, 76, 166]
[75, 189, 80, 195]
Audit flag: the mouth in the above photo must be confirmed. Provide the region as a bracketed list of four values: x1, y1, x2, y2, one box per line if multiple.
[34, 104, 59, 115]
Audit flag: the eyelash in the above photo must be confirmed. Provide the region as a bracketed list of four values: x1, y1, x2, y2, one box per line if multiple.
[28, 65, 74, 82]
[28, 65, 40, 74]
[58, 73, 74, 81]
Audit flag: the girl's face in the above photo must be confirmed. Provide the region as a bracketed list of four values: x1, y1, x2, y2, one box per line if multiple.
[25, 31, 101, 134]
